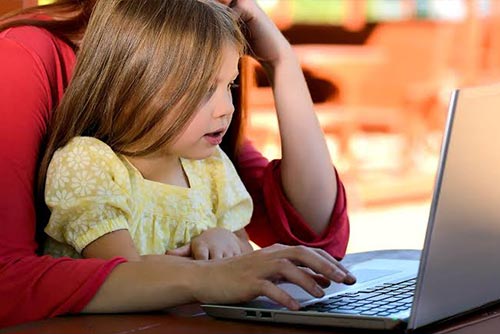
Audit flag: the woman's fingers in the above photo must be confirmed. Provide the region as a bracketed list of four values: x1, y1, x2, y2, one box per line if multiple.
[258, 280, 300, 310]
[299, 267, 331, 288]
[313, 248, 353, 277]
[236, 246, 345, 308]
[273, 245, 356, 285]
[194, 244, 355, 309]
[271, 259, 325, 299]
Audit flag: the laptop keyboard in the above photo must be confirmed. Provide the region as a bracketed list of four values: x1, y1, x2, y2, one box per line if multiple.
[301, 277, 416, 317]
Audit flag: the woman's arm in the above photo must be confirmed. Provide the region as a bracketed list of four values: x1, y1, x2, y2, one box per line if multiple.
[0, 243, 355, 327]
[228, 0, 338, 235]
[83, 244, 355, 313]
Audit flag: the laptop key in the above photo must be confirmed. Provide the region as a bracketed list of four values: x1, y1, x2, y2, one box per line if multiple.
[366, 294, 390, 302]
[376, 311, 392, 316]
[360, 310, 379, 316]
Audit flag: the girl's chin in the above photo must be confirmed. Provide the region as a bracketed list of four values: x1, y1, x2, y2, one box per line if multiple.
[180, 147, 217, 160]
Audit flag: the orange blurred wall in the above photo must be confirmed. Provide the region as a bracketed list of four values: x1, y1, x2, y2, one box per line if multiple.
[0, 0, 38, 16]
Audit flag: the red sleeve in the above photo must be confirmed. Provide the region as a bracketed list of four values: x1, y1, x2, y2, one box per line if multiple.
[237, 140, 349, 260]
[0, 27, 125, 328]
[0, 31, 51, 256]
[0, 255, 126, 328]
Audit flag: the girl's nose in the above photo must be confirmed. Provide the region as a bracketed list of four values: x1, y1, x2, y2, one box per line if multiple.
[213, 93, 234, 118]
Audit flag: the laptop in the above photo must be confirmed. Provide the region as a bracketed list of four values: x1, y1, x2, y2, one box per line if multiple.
[202, 83, 500, 330]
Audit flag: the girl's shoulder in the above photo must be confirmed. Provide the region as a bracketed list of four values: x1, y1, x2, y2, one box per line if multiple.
[48, 137, 132, 190]
[53, 136, 125, 171]
[56, 136, 117, 158]
[46, 137, 133, 198]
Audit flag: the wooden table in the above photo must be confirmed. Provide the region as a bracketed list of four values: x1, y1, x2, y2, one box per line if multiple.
[2, 250, 500, 334]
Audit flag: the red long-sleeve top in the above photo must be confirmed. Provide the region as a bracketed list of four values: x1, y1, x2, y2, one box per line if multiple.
[0, 26, 349, 328]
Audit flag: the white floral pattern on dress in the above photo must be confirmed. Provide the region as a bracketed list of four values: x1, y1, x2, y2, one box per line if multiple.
[71, 170, 96, 196]
[66, 145, 91, 170]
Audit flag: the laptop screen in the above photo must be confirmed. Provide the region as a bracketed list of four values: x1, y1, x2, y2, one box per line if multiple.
[410, 84, 500, 329]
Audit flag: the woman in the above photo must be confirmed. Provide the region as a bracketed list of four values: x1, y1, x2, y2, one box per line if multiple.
[0, 0, 352, 328]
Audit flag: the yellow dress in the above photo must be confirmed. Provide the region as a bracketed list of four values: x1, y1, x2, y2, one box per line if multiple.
[44, 136, 253, 258]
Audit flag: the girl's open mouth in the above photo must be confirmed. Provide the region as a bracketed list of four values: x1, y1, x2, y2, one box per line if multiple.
[204, 129, 225, 145]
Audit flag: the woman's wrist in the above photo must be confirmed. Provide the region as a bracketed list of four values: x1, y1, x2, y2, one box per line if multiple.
[187, 259, 220, 304]
[260, 46, 300, 85]
[83, 259, 198, 313]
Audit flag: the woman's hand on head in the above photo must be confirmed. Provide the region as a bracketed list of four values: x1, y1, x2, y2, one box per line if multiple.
[192, 244, 356, 310]
[217, 0, 291, 66]
[166, 227, 253, 260]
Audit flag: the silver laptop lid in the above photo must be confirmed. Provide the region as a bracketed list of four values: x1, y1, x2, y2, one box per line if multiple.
[409, 83, 500, 329]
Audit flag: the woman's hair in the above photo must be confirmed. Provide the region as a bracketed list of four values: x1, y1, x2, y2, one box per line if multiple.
[37, 0, 246, 199]
[0, 0, 96, 49]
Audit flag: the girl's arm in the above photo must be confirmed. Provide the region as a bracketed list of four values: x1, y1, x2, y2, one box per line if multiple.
[228, 0, 337, 235]
[84, 228, 253, 261]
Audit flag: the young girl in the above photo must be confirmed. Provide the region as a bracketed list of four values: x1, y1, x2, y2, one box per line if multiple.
[39, 0, 255, 261]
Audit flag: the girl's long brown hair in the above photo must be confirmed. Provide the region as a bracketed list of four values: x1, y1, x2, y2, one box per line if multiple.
[0, 0, 247, 176]
[1, 0, 246, 165]
[37, 0, 246, 202]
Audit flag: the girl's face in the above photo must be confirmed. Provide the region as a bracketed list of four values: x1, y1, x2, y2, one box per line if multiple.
[167, 44, 240, 160]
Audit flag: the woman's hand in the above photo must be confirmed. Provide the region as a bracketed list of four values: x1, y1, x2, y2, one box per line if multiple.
[84, 243, 356, 314]
[167, 227, 253, 260]
[192, 244, 356, 310]
[218, 0, 291, 66]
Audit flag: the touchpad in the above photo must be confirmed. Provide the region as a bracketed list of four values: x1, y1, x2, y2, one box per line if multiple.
[351, 268, 401, 284]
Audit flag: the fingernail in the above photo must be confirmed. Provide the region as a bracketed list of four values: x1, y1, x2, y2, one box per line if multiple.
[346, 272, 357, 284]
[314, 285, 325, 297]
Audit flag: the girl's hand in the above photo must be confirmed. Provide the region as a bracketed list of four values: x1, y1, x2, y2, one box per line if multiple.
[192, 244, 357, 310]
[218, 0, 291, 66]
[167, 227, 253, 260]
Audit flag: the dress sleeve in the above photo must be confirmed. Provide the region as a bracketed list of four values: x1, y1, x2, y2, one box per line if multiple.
[236, 140, 349, 260]
[45, 138, 132, 254]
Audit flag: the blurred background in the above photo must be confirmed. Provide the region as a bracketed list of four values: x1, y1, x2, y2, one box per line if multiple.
[243, 0, 500, 254]
[2, 0, 499, 253]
